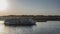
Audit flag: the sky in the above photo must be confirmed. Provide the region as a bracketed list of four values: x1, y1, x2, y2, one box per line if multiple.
[0, 0, 60, 16]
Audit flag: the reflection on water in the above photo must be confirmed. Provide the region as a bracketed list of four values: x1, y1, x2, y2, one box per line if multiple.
[0, 21, 60, 34]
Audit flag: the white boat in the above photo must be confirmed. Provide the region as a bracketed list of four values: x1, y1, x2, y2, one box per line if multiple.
[4, 17, 36, 25]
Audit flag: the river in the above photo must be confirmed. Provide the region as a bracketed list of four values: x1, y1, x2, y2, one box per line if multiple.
[0, 21, 60, 34]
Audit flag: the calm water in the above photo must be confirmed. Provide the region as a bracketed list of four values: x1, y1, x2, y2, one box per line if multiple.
[0, 21, 60, 34]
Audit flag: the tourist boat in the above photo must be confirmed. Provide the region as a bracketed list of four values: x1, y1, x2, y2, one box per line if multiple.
[4, 17, 36, 25]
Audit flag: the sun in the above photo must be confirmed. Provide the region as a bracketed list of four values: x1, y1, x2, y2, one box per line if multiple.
[0, 0, 8, 11]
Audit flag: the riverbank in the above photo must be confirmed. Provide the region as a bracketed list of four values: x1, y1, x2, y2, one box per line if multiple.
[0, 15, 60, 22]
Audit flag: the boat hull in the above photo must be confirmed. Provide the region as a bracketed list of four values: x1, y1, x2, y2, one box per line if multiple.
[4, 23, 36, 26]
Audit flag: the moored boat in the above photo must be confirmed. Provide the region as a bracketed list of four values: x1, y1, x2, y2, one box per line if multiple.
[4, 17, 36, 25]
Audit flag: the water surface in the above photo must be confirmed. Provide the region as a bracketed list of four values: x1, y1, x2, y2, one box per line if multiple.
[0, 21, 60, 34]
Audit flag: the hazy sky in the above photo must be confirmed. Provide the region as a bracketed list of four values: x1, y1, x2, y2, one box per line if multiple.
[0, 0, 60, 15]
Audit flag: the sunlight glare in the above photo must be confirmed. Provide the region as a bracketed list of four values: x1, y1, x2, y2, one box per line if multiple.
[0, 0, 8, 11]
[0, 21, 4, 23]
[0, 21, 5, 32]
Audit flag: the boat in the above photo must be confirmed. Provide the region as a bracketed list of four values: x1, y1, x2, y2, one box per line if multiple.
[4, 17, 36, 25]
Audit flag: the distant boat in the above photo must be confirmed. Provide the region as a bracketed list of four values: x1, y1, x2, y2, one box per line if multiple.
[4, 17, 36, 25]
